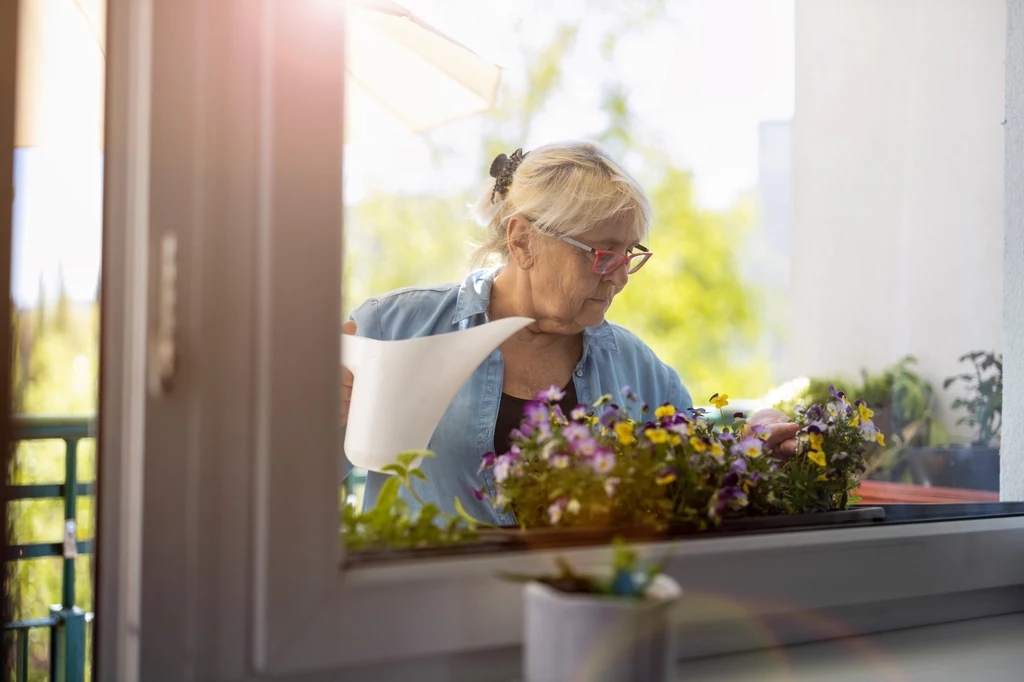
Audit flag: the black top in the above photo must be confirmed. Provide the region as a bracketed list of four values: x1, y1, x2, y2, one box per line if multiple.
[493, 381, 579, 456]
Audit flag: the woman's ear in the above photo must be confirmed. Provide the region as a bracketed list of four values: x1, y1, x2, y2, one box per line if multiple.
[506, 215, 536, 269]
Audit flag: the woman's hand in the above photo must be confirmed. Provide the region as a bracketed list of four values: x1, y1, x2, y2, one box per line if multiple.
[747, 408, 800, 458]
[340, 320, 357, 426]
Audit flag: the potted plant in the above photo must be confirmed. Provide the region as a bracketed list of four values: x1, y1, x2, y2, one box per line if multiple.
[771, 356, 948, 484]
[476, 384, 881, 538]
[906, 351, 1001, 491]
[504, 538, 682, 682]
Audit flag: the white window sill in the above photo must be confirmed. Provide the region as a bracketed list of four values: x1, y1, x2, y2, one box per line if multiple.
[676, 612, 1024, 682]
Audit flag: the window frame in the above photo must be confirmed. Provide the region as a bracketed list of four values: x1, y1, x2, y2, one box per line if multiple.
[96, 0, 1024, 679]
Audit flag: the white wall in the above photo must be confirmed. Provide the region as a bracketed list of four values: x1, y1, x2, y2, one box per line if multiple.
[1002, 0, 1023, 500]
[791, 0, 1006, 440]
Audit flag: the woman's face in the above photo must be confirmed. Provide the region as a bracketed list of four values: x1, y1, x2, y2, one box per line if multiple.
[526, 212, 640, 334]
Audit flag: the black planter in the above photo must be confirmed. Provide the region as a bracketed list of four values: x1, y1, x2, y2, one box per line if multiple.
[906, 445, 1000, 492]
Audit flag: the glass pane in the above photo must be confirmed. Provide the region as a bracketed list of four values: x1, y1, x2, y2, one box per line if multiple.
[6, 0, 104, 677]
[339, 0, 1017, 560]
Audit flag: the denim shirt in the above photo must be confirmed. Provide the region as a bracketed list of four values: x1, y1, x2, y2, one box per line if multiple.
[348, 268, 693, 525]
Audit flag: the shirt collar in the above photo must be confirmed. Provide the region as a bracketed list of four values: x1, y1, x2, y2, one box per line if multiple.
[451, 267, 619, 353]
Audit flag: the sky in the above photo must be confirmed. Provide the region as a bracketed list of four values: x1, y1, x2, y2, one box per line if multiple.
[11, 0, 794, 307]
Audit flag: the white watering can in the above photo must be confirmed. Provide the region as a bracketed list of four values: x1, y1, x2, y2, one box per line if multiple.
[341, 316, 535, 473]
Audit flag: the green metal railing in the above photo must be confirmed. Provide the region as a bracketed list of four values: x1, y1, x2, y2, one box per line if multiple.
[5, 416, 95, 682]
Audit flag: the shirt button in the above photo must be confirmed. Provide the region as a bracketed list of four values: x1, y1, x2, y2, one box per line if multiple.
[575, 369, 583, 377]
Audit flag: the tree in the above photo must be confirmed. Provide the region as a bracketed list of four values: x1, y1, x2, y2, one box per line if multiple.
[346, 0, 770, 399]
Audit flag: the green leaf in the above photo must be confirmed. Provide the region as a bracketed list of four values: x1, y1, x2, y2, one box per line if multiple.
[372, 477, 401, 517]
[410, 468, 428, 481]
[453, 496, 484, 529]
[396, 450, 434, 468]
[381, 463, 407, 477]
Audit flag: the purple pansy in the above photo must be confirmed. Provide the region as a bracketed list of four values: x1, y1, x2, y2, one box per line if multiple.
[493, 455, 512, 483]
[592, 449, 616, 474]
[570, 434, 598, 456]
[536, 385, 565, 403]
[598, 406, 620, 428]
[478, 452, 495, 473]
[524, 401, 549, 425]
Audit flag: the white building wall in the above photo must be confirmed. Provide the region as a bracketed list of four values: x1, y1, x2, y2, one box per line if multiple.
[791, 0, 1006, 441]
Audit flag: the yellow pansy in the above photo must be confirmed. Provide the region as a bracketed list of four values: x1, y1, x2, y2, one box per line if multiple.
[645, 428, 669, 444]
[808, 448, 826, 467]
[615, 421, 635, 445]
[876, 432, 886, 446]
[655, 404, 676, 419]
[668, 434, 682, 446]
[809, 432, 824, 451]
[710, 442, 725, 459]
[689, 436, 708, 452]
[656, 470, 677, 485]
[710, 393, 730, 409]
[858, 403, 874, 422]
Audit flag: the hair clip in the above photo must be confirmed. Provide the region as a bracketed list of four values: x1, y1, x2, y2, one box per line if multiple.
[489, 148, 526, 204]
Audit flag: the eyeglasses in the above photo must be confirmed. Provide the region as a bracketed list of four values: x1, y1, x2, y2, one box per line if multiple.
[558, 234, 653, 275]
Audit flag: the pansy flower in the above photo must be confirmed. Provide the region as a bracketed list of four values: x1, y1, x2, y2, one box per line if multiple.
[615, 421, 635, 445]
[592, 449, 616, 474]
[734, 437, 763, 458]
[645, 428, 669, 444]
[750, 424, 771, 441]
[548, 499, 566, 525]
[604, 476, 621, 497]
[478, 451, 495, 473]
[493, 455, 512, 482]
[710, 393, 730, 409]
[570, 435, 598, 456]
[536, 385, 565, 403]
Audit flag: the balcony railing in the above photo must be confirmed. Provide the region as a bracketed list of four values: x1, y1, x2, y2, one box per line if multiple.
[5, 416, 95, 682]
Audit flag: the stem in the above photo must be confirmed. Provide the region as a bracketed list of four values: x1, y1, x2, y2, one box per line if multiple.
[401, 473, 496, 528]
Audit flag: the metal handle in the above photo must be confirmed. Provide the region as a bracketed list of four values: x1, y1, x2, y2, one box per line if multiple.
[149, 233, 178, 396]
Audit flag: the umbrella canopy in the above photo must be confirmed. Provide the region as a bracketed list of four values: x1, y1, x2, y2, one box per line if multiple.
[345, 1, 502, 141]
[15, 0, 106, 150]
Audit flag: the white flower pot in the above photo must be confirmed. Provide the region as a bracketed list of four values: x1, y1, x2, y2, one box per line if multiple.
[523, 574, 682, 682]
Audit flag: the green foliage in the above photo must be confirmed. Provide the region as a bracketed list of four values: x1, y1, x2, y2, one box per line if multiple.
[343, 195, 479, 316]
[7, 298, 99, 679]
[608, 170, 769, 400]
[773, 356, 949, 478]
[944, 351, 1003, 447]
[340, 451, 479, 550]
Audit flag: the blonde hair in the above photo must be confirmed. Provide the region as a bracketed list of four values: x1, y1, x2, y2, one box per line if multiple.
[471, 141, 652, 265]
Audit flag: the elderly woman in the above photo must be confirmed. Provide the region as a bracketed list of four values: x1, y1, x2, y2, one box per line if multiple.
[341, 141, 798, 525]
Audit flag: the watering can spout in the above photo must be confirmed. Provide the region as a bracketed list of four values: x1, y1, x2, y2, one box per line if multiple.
[341, 316, 535, 473]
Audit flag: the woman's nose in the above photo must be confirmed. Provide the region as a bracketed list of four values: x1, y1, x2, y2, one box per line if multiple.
[605, 264, 629, 287]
